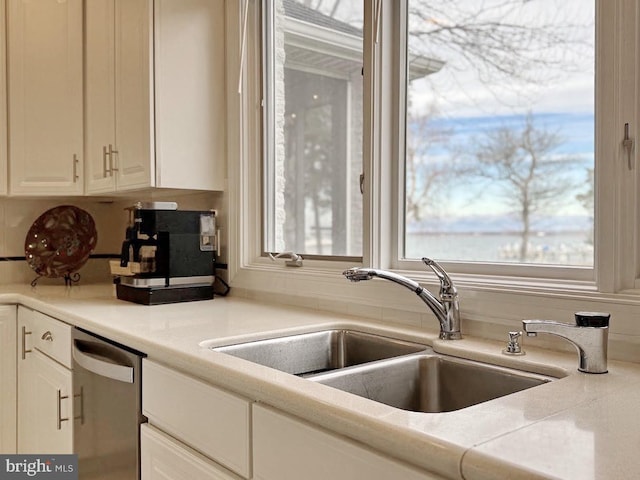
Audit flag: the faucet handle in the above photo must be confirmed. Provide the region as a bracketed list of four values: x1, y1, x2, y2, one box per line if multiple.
[575, 312, 610, 328]
[421, 258, 455, 292]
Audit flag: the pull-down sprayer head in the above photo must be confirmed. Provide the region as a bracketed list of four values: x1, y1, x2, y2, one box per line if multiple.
[342, 260, 462, 340]
[343, 267, 376, 282]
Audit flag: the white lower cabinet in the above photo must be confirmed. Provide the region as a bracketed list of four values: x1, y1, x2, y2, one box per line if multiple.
[142, 360, 251, 478]
[18, 350, 73, 453]
[253, 404, 443, 480]
[17, 306, 73, 454]
[143, 359, 443, 480]
[0, 305, 17, 453]
[141, 424, 240, 480]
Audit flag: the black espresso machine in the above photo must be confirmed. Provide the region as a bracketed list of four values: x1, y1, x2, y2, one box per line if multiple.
[112, 202, 218, 305]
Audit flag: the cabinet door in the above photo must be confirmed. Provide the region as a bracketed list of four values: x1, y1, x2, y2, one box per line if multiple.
[7, 0, 83, 195]
[17, 349, 73, 454]
[0, 305, 17, 453]
[114, 0, 154, 191]
[141, 425, 239, 480]
[253, 405, 443, 480]
[85, 0, 117, 194]
[142, 360, 251, 478]
[154, 0, 226, 191]
[0, 0, 7, 196]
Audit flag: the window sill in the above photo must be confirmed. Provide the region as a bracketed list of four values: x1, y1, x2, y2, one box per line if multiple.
[238, 257, 602, 299]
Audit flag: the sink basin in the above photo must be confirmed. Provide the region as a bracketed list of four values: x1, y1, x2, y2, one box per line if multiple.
[211, 329, 555, 413]
[311, 353, 555, 412]
[212, 330, 428, 376]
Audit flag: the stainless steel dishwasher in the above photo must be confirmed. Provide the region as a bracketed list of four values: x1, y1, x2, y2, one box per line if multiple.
[72, 327, 146, 480]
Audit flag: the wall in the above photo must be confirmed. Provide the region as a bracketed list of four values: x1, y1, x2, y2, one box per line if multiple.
[0, 191, 225, 286]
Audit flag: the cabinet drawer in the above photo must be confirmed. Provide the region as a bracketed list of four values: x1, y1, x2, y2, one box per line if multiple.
[141, 424, 240, 480]
[142, 360, 251, 478]
[253, 405, 442, 480]
[19, 306, 72, 368]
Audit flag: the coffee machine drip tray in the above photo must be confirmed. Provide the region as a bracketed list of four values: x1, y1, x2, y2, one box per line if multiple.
[116, 276, 215, 305]
[120, 275, 215, 288]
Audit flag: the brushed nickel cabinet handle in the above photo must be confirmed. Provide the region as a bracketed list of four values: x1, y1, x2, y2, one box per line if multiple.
[57, 389, 69, 430]
[103, 145, 111, 177]
[108, 144, 119, 172]
[21, 326, 32, 360]
[73, 154, 80, 182]
[41, 331, 53, 342]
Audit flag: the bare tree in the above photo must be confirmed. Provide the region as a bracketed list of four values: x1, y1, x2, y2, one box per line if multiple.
[310, 1, 591, 94]
[405, 107, 454, 222]
[576, 168, 594, 245]
[411, 1, 592, 93]
[469, 113, 580, 261]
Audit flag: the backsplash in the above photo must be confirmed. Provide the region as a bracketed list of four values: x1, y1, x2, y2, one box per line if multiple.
[0, 191, 224, 285]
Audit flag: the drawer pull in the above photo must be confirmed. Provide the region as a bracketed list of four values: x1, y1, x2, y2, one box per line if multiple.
[57, 389, 69, 430]
[21, 326, 32, 360]
[41, 331, 53, 342]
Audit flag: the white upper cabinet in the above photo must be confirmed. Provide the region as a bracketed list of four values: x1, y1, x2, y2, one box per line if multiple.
[86, 0, 226, 195]
[153, 0, 226, 191]
[7, 0, 84, 196]
[85, 0, 154, 193]
[84, 0, 119, 194]
[0, 0, 7, 196]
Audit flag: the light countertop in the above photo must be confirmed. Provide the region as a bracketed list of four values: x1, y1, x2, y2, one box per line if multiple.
[2, 283, 639, 480]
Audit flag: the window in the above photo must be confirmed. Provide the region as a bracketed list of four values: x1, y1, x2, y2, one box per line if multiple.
[263, 0, 364, 258]
[256, 1, 639, 292]
[401, 1, 595, 270]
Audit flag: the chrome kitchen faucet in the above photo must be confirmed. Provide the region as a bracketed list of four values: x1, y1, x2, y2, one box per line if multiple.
[343, 258, 462, 340]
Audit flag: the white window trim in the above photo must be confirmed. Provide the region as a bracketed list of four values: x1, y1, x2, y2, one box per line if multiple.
[226, 1, 640, 335]
[595, 0, 640, 294]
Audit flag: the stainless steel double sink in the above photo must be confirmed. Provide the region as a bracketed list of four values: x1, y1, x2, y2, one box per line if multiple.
[211, 330, 555, 413]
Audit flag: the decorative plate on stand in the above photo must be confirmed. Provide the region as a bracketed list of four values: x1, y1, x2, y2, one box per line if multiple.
[25, 205, 98, 285]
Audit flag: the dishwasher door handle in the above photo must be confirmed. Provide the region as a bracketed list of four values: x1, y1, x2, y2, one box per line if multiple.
[73, 342, 134, 383]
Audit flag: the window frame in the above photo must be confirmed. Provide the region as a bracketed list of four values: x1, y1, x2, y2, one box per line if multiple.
[260, 0, 365, 260]
[388, 1, 596, 284]
[377, 0, 640, 292]
[230, 0, 640, 303]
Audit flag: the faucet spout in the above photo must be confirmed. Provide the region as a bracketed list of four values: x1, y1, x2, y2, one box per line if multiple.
[343, 259, 462, 340]
[522, 312, 610, 374]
